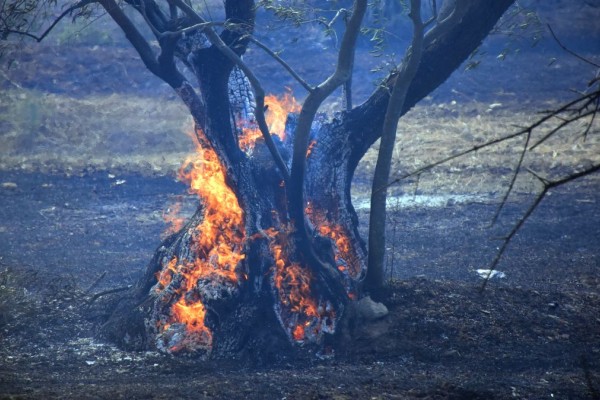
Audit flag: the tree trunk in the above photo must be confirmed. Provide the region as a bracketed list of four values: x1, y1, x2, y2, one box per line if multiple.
[99, 0, 515, 359]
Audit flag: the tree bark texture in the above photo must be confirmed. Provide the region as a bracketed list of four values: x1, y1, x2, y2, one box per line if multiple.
[100, 0, 516, 358]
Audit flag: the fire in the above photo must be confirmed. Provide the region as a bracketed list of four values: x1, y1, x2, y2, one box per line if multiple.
[306, 140, 317, 158]
[161, 202, 185, 238]
[238, 92, 301, 151]
[267, 228, 335, 343]
[155, 256, 178, 290]
[172, 297, 211, 335]
[153, 90, 342, 351]
[306, 204, 360, 277]
[153, 128, 246, 353]
[263, 92, 301, 140]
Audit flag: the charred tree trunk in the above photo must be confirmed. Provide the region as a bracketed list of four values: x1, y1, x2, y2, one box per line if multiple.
[99, 0, 515, 359]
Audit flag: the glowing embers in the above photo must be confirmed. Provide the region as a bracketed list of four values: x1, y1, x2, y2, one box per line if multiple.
[306, 204, 361, 278]
[266, 228, 336, 343]
[238, 92, 301, 151]
[153, 129, 246, 353]
[161, 202, 185, 238]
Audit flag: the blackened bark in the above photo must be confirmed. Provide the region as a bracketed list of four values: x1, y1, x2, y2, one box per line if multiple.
[346, 0, 516, 173]
[99, 0, 517, 359]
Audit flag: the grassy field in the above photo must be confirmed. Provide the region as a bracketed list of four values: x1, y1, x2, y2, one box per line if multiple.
[1, 84, 598, 199]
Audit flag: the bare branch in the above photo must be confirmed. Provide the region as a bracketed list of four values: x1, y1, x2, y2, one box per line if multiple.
[481, 163, 600, 291]
[84, 271, 107, 295]
[99, 0, 159, 74]
[548, 24, 600, 69]
[529, 90, 600, 150]
[160, 20, 223, 38]
[582, 96, 599, 141]
[171, 0, 290, 181]
[3, 0, 96, 42]
[327, 8, 349, 30]
[246, 35, 313, 92]
[287, 0, 367, 293]
[87, 285, 132, 304]
[491, 129, 531, 226]
[386, 129, 527, 189]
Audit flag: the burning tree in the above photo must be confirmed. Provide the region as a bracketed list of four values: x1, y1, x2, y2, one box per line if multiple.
[2, 0, 519, 358]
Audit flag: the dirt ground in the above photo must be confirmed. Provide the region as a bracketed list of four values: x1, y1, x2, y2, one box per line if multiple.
[0, 170, 598, 399]
[1, 2, 600, 399]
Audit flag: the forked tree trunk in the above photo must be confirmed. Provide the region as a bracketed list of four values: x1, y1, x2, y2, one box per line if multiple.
[99, 0, 515, 359]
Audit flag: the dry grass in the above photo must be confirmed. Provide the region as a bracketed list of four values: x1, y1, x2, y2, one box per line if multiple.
[0, 89, 192, 175]
[357, 100, 600, 197]
[1, 88, 598, 195]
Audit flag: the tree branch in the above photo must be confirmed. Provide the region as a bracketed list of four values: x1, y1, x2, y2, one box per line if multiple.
[386, 129, 527, 188]
[171, 0, 290, 180]
[491, 129, 531, 226]
[246, 35, 313, 92]
[366, 0, 425, 290]
[547, 24, 600, 69]
[99, 0, 159, 75]
[345, 0, 516, 171]
[2, 0, 96, 42]
[529, 89, 600, 150]
[287, 0, 367, 287]
[481, 163, 600, 291]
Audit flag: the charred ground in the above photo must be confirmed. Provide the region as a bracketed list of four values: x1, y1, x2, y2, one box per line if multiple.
[1, 2, 600, 398]
[0, 168, 598, 399]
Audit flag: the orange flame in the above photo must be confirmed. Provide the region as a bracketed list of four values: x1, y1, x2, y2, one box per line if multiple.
[172, 297, 211, 335]
[267, 228, 335, 342]
[306, 140, 317, 158]
[306, 204, 360, 277]
[155, 256, 178, 291]
[162, 202, 185, 238]
[238, 92, 301, 151]
[154, 128, 246, 352]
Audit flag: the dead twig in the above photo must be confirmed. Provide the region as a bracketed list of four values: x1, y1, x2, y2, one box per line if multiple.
[480, 163, 600, 291]
[246, 35, 313, 92]
[84, 271, 107, 295]
[491, 129, 531, 226]
[2, 0, 96, 42]
[548, 24, 600, 69]
[87, 285, 132, 305]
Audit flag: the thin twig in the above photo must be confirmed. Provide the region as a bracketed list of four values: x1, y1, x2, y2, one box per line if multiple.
[87, 285, 132, 304]
[530, 102, 599, 150]
[246, 36, 313, 92]
[491, 130, 531, 226]
[548, 24, 600, 68]
[481, 163, 600, 291]
[582, 96, 599, 141]
[385, 129, 526, 191]
[161, 21, 224, 39]
[3, 0, 96, 42]
[84, 271, 107, 294]
[385, 85, 598, 194]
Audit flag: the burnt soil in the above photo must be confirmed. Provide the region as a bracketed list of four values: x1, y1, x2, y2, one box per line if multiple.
[0, 169, 598, 399]
[2, 5, 600, 399]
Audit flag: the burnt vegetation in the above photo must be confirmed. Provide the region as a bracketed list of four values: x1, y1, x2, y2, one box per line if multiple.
[79, 0, 520, 358]
[1, 0, 599, 393]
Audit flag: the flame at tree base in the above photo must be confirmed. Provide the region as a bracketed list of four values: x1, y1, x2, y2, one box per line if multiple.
[152, 129, 245, 354]
[266, 228, 337, 343]
[149, 92, 359, 354]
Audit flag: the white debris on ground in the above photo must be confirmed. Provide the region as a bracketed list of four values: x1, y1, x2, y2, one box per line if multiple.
[1, 182, 18, 189]
[476, 269, 506, 279]
[353, 193, 490, 210]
